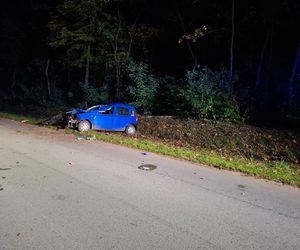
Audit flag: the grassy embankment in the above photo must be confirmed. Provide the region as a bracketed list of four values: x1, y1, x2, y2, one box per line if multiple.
[1, 111, 299, 187]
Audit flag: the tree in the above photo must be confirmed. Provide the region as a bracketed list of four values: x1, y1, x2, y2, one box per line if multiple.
[229, 0, 235, 82]
[127, 60, 159, 115]
[49, 0, 112, 85]
[0, 15, 25, 99]
[106, 17, 158, 99]
[289, 43, 300, 100]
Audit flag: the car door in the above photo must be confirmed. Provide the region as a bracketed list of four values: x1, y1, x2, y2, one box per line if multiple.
[93, 106, 114, 130]
[113, 106, 130, 130]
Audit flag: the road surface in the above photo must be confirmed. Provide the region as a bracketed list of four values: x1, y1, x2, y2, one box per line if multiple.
[0, 118, 299, 249]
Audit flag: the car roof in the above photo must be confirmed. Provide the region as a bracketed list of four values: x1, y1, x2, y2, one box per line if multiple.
[99, 103, 135, 111]
[113, 103, 135, 109]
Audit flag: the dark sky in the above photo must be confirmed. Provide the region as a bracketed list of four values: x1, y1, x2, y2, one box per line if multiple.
[1, 0, 300, 80]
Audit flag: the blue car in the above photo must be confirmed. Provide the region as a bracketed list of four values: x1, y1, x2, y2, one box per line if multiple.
[68, 103, 137, 135]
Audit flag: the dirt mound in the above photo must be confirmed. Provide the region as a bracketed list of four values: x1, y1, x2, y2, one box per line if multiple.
[138, 116, 300, 165]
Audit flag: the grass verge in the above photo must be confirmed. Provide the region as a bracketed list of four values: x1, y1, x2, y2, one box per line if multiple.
[0, 112, 40, 124]
[1, 112, 300, 187]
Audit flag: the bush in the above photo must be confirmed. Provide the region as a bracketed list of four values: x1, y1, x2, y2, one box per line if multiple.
[154, 75, 188, 116]
[16, 83, 48, 106]
[181, 67, 241, 121]
[15, 83, 66, 107]
[79, 82, 110, 107]
[127, 60, 159, 115]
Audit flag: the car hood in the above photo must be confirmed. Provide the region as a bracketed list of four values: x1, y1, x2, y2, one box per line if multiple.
[68, 105, 108, 116]
[70, 108, 87, 115]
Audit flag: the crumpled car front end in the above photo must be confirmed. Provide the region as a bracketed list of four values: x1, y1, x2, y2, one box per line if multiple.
[67, 114, 78, 128]
[66, 108, 85, 128]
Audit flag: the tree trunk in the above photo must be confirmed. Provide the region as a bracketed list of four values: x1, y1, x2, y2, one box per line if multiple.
[289, 43, 300, 100]
[45, 58, 51, 98]
[84, 44, 91, 85]
[114, 12, 122, 100]
[265, 27, 273, 88]
[229, 0, 235, 82]
[255, 32, 269, 90]
[115, 64, 121, 100]
[178, 14, 198, 70]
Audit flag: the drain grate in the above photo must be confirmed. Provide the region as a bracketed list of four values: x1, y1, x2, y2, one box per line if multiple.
[138, 164, 157, 171]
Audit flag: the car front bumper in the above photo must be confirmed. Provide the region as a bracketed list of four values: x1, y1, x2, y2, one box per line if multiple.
[68, 117, 78, 128]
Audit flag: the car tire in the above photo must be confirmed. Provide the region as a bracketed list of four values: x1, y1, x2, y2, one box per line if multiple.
[78, 120, 91, 132]
[125, 124, 136, 135]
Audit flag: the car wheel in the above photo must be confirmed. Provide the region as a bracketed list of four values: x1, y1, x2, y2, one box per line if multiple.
[78, 120, 91, 132]
[125, 124, 136, 135]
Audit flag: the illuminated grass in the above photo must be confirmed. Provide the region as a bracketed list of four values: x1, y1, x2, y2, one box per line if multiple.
[0, 112, 40, 124]
[1, 112, 300, 187]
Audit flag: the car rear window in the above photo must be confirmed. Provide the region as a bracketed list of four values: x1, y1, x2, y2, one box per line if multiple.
[117, 107, 129, 116]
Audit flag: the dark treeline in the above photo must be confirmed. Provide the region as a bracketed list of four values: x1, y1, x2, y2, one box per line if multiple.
[0, 0, 300, 126]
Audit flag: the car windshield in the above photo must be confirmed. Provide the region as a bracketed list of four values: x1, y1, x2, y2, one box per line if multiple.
[86, 105, 100, 111]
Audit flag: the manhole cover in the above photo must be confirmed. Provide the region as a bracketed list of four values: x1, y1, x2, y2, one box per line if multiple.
[138, 164, 157, 171]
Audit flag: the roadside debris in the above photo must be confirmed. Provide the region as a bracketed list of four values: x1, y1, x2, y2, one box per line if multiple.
[141, 152, 147, 156]
[39, 112, 68, 128]
[77, 134, 96, 141]
[87, 135, 96, 140]
[77, 135, 86, 141]
[21, 120, 28, 123]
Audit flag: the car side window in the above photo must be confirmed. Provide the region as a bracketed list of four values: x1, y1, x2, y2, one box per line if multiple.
[100, 107, 114, 115]
[117, 107, 129, 116]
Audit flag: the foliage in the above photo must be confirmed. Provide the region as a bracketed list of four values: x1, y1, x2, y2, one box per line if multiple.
[105, 20, 159, 98]
[127, 60, 159, 115]
[16, 83, 48, 106]
[178, 25, 210, 44]
[1, 0, 300, 126]
[154, 75, 188, 116]
[14, 83, 64, 107]
[79, 82, 110, 107]
[128, 24, 159, 59]
[48, 0, 115, 88]
[48, 0, 158, 99]
[181, 67, 241, 121]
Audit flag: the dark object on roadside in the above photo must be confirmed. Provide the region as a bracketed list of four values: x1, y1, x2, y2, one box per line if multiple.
[67, 103, 138, 135]
[39, 112, 68, 128]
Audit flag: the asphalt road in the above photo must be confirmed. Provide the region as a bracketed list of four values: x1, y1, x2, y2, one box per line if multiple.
[0, 118, 299, 250]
